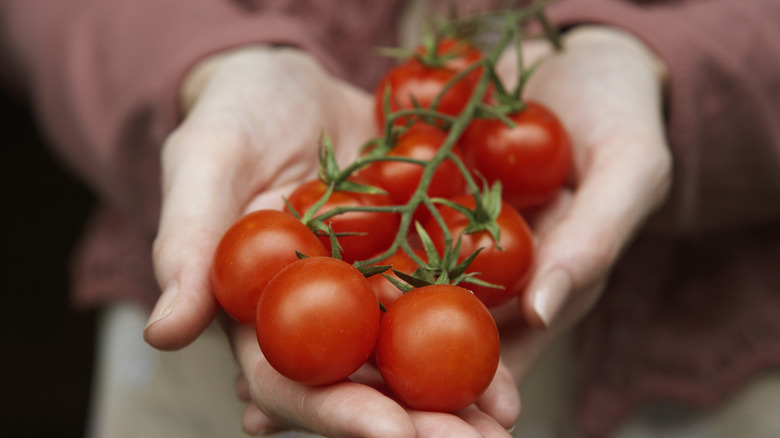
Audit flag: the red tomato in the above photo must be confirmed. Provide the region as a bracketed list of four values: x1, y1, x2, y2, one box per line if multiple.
[416, 37, 485, 73]
[367, 248, 421, 308]
[416, 37, 491, 98]
[210, 210, 327, 325]
[460, 101, 572, 210]
[362, 123, 466, 224]
[286, 179, 400, 264]
[256, 257, 381, 386]
[374, 38, 488, 128]
[375, 284, 500, 412]
[425, 195, 535, 307]
[374, 58, 476, 128]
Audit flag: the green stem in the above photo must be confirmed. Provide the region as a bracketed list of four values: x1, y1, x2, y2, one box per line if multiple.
[336, 154, 429, 185]
[536, 9, 563, 51]
[447, 152, 480, 196]
[386, 67, 493, 267]
[422, 195, 453, 258]
[428, 60, 484, 112]
[302, 3, 562, 281]
[385, 108, 457, 127]
[512, 20, 526, 101]
[400, 236, 425, 268]
[350, 72, 494, 268]
[300, 183, 335, 224]
[313, 204, 405, 223]
[477, 103, 518, 127]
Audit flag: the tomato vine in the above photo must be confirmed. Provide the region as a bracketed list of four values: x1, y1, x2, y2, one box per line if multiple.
[291, 5, 565, 293]
[211, 1, 571, 405]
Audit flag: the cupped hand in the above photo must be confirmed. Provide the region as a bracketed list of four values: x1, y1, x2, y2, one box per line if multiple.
[230, 322, 520, 438]
[145, 46, 374, 350]
[495, 25, 673, 378]
[144, 45, 521, 437]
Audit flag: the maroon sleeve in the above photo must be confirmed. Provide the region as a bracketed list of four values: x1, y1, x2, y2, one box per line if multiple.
[548, 0, 780, 234]
[0, 0, 407, 309]
[1, 0, 342, 233]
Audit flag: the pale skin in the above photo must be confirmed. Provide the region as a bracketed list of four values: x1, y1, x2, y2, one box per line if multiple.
[144, 24, 671, 437]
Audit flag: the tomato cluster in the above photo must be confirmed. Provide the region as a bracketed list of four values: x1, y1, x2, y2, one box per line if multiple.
[209, 11, 570, 414]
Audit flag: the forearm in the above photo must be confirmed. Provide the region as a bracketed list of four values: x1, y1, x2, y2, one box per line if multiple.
[1, 0, 338, 231]
[548, 0, 780, 233]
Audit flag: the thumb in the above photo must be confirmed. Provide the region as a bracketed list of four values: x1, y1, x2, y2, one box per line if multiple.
[144, 119, 251, 350]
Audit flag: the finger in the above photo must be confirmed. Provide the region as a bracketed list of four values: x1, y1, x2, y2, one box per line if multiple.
[521, 131, 670, 327]
[242, 403, 288, 436]
[236, 372, 251, 402]
[521, 189, 574, 238]
[145, 118, 254, 350]
[475, 362, 521, 429]
[518, 31, 671, 329]
[495, 38, 555, 91]
[407, 407, 514, 438]
[407, 411, 484, 438]
[521, 127, 670, 329]
[231, 324, 417, 438]
[349, 361, 517, 437]
[455, 405, 515, 438]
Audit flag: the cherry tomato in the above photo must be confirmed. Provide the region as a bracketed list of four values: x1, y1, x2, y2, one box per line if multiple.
[374, 38, 488, 128]
[286, 179, 400, 264]
[460, 101, 572, 210]
[415, 37, 491, 99]
[416, 37, 485, 73]
[425, 195, 535, 307]
[367, 248, 421, 308]
[375, 284, 500, 412]
[256, 257, 381, 386]
[210, 210, 327, 325]
[362, 123, 466, 223]
[374, 58, 476, 128]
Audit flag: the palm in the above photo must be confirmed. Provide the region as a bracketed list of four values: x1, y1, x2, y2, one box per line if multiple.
[149, 46, 520, 437]
[493, 27, 672, 386]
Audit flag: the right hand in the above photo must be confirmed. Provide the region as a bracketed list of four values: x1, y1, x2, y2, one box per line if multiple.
[493, 25, 672, 386]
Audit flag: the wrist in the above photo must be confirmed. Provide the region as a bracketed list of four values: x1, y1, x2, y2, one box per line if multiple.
[562, 25, 668, 89]
[179, 49, 231, 116]
[178, 45, 315, 116]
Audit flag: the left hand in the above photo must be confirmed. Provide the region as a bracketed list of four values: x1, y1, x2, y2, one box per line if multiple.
[495, 25, 673, 380]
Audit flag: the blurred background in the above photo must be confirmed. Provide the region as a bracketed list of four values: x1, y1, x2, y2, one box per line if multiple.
[1, 91, 96, 437]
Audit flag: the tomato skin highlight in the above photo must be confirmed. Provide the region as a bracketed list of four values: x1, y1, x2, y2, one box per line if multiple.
[425, 195, 535, 307]
[210, 209, 327, 325]
[375, 284, 500, 412]
[461, 101, 572, 210]
[256, 257, 381, 386]
[286, 179, 400, 263]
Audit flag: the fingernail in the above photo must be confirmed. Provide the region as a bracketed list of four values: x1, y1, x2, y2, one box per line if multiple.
[531, 268, 572, 327]
[145, 281, 179, 330]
